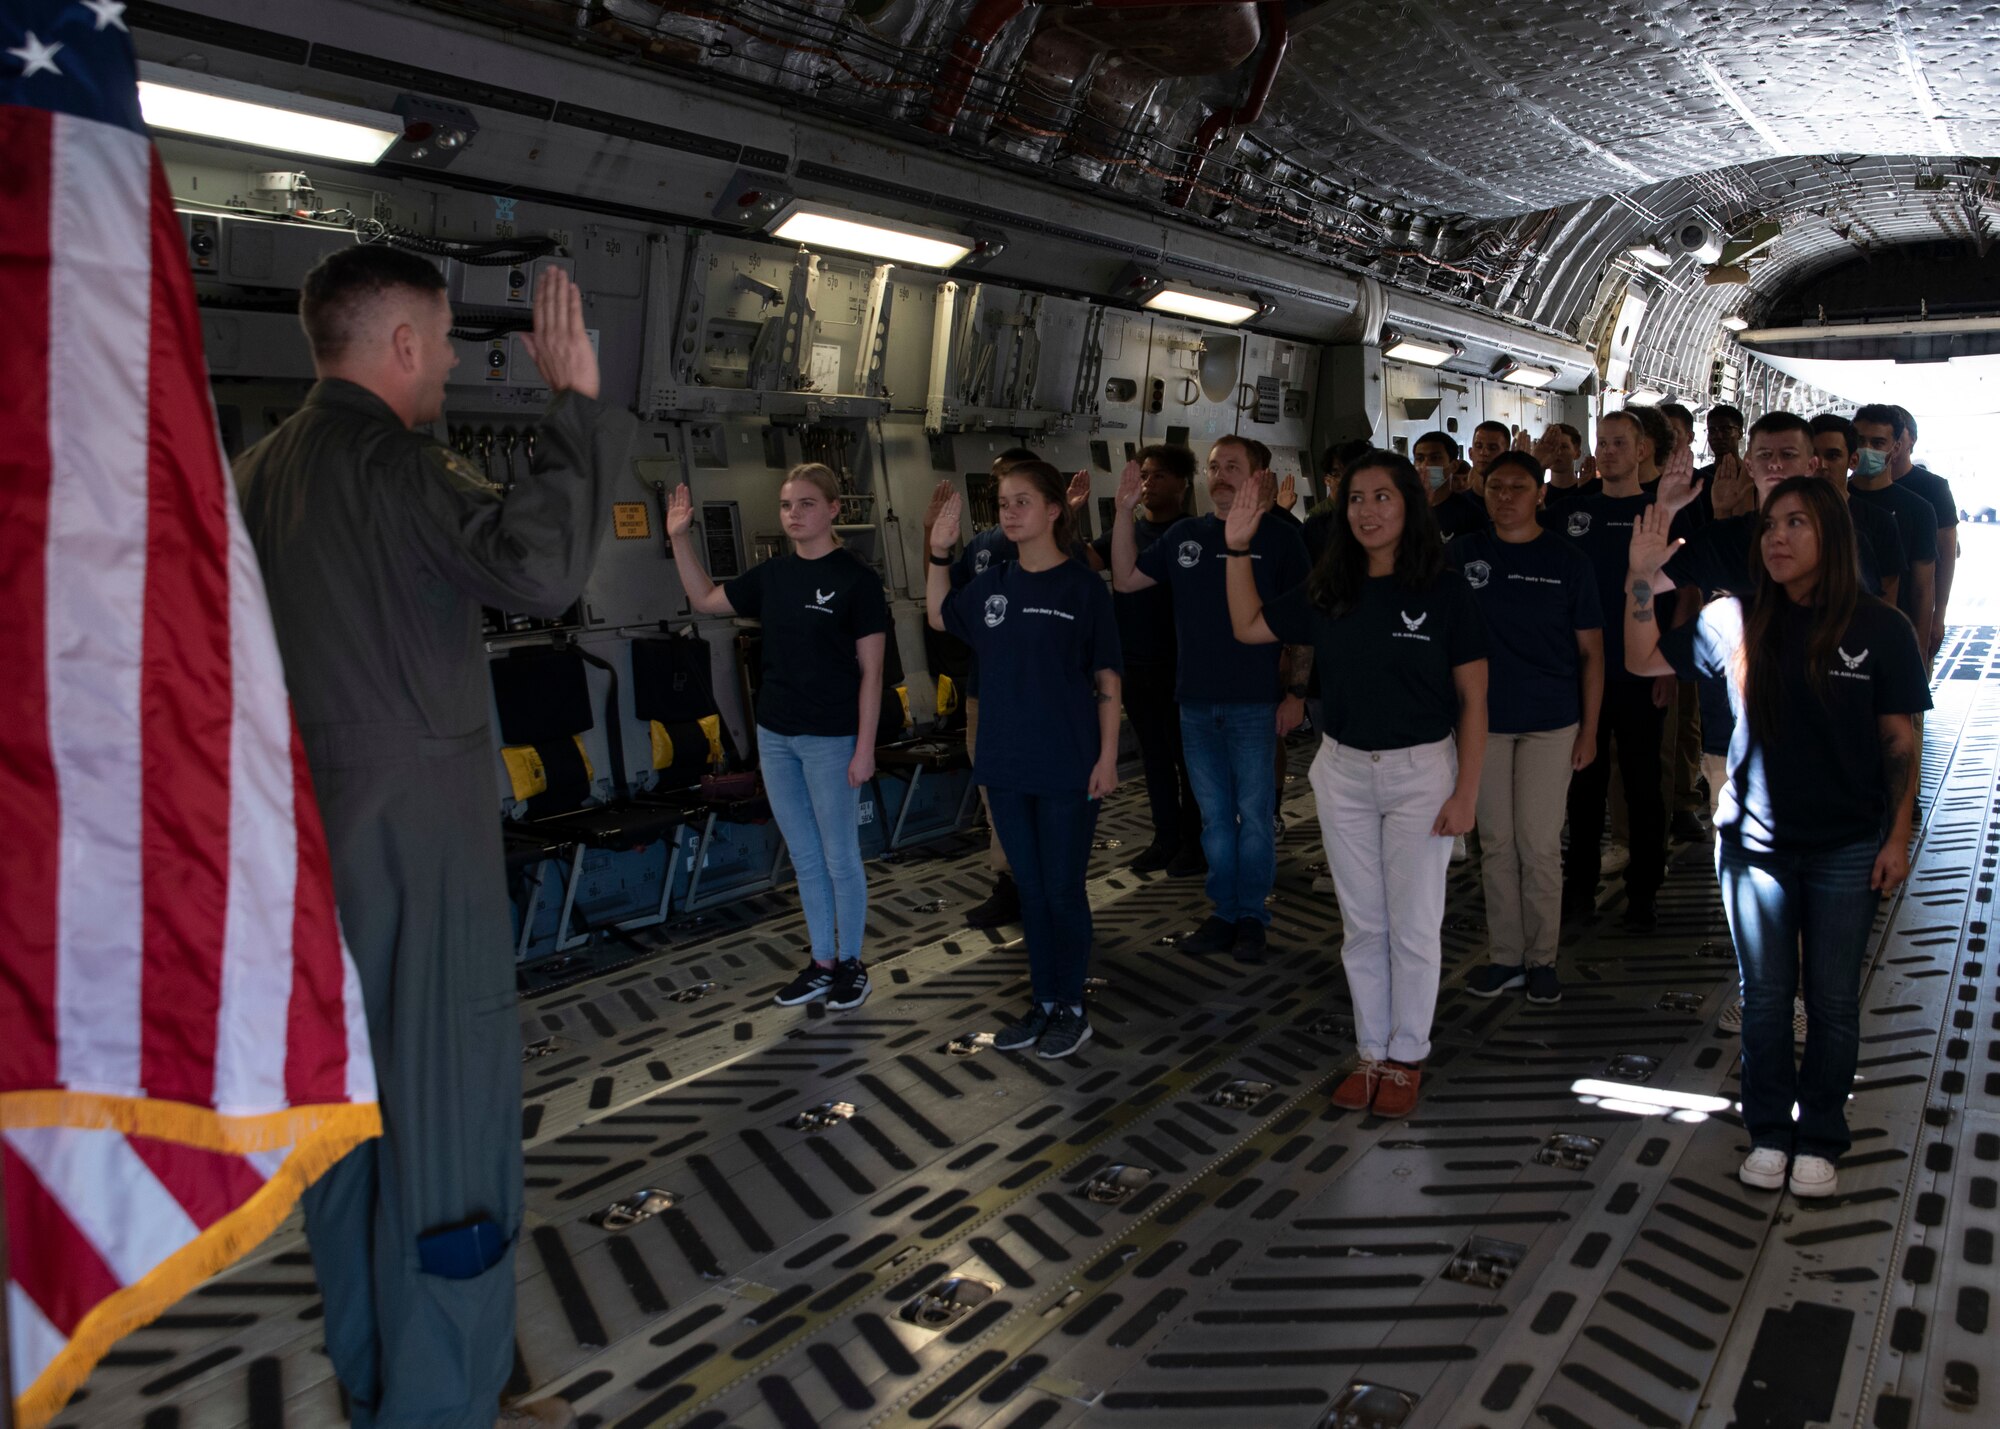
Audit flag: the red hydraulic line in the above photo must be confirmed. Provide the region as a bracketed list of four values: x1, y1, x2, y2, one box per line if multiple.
[1166, 0, 1288, 207]
[921, 0, 1260, 136]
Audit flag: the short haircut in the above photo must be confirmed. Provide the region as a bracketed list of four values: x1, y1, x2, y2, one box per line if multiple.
[1748, 410, 1812, 443]
[1212, 433, 1271, 469]
[298, 244, 447, 364]
[994, 446, 1042, 468]
[1707, 404, 1745, 426]
[1137, 442, 1196, 483]
[1809, 413, 1859, 454]
[1852, 404, 1909, 439]
[1486, 450, 1544, 485]
[1553, 422, 1584, 448]
[1659, 401, 1695, 432]
[1472, 420, 1510, 443]
[1599, 408, 1646, 444]
[1413, 429, 1460, 460]
[1894, 405, 1918, 442]
[1628, 403, 1671, 459]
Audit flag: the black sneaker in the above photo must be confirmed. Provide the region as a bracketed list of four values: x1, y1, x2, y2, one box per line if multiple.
[1232, 918, 1267, 963]
[1670, 809, 1707, 843]
[1525, 966, 1563, 1004]
[1179, 915, 1238, 955]
[1036, 1005, 1093, 1059]
[827, 960, 870, 1011]
[774, 964, 834, 1006]
[992, 1003, 1053, 1052]
[1621, 894, 1658, 931]
[1466, 964, 1525, 998]
[1130, 843, 1175, 874]
[964, 873, 1020, 929]
[1166, 846, 1207, 878]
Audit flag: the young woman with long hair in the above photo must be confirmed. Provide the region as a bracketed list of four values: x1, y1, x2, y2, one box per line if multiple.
[669, 463, 890, 1011]
[1625, 477, 1928, 1198]
[927, 461, 1122, 1060]
[1223, 452, 1488, 1117]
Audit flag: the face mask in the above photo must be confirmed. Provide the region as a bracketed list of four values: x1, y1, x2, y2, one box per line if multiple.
[1855, 448, 1887, 477]
[1424, 465, 1449, 492]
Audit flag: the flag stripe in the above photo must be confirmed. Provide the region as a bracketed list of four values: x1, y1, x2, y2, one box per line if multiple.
[46, 111, 151, 1098]
[8, 1283, 69, 1412]
[128, 1134, 271, 1231]
[8, 1126, 202, 1287]
[138, 149, 235, 1108]
[0, 105, 61, 1094]
[3, 1143, 123, 1338]
[284, 719, 356, 1105]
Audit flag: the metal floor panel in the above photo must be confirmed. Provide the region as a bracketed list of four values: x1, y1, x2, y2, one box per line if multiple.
[61, 631, 2000, 1429]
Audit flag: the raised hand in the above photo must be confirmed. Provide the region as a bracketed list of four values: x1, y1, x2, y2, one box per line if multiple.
[1115, 459, 1144, 514]
[1276, 472, 1298, 510]
[1627, 501, 1683, 581]
[1654, 441, 1702, 517]
[1711, 453, 1754, 518]
[929, 490, 964, 557]
[1531, 428, 1560, 472]
[1066, 470, 1092, 511]
[1580, 453, 1599, 484]
[665, 482, 694, 537]
[921, 478, 955, 538]
[1512, 425, 1533, 452]
[518, 266, 599, 400]
[1225, 471, 1269, 551]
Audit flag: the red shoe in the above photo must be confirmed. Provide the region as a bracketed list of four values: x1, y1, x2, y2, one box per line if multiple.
[1371, 1061, 1422, 1118]
[1331, 1059, 1382, 1110]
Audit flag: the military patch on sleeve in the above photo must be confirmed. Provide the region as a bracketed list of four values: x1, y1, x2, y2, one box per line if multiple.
[427, 443, 505, 496]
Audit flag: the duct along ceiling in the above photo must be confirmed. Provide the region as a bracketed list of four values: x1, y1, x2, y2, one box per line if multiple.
[382, 1, 2000, 400]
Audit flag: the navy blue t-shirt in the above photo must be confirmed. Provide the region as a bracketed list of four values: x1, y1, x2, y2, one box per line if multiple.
[725, 548, 892, 737]
[1262, 572, 1487, 750]
[1430, 489, 1491, 541]
[1901, 464, 1958, 532]
[1660, 597, 1931, 853]
[1092, 516, 1177, 665]
[949, 527, 1016, 700]
[1850, 481, 1940, 627]
[1545, 487, 1680, 684]
[942, 559, 1122, 795]
[1448, 529, 1602, 734]
[1135, 511, 1309, 704]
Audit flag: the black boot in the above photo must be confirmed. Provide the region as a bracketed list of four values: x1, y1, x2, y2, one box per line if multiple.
[964, 872, 1020, 929]
[1130, 842, 1176, 874]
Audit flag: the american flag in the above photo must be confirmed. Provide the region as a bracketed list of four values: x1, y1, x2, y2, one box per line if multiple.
[0, 4, 380, 1423]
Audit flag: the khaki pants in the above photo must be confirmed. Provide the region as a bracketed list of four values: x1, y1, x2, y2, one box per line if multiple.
[1477, 726, 1576, 969]
[964, 697, 1008, 872]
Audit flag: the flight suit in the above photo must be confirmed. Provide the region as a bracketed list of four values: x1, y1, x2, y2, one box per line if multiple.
[234, 378, 635, 1428]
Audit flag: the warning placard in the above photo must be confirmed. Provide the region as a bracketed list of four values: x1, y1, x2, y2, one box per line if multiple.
[613, 502, 652, 539]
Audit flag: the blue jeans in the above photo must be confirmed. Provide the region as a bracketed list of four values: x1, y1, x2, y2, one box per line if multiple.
[759, 727, 866, 963]
[986, 788, 1099, 1005]
[1716, 837, 1880, 1159]
[1180, 702, 1279, 925]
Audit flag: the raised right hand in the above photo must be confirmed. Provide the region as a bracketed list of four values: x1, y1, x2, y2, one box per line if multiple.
[665, 482, 694, 537]
[1224, 471, 1269, 551]
[929, 491, 963, 557]
[1114, 459, 1144, 514]
[922, 478, 954, 536]
[1626, 501, 1683, 581]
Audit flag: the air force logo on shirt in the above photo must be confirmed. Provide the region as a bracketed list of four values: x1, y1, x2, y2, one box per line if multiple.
[1463, 560, 1491, 590]
[1833, 646, 1872, 680]
[805, 586, 836, 615]
[1566, 511, 1592, 538]
[1177, 540, 1203, 569]
[984, 593, 1008, 627]
[1394, 609, 1432, 642]
[973, 549, 993, 574]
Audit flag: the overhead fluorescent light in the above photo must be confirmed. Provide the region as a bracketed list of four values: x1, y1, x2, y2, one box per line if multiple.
[1720, 314, 1750, 332]
[1627, 387, 1666, 405]
[1383, 333, 1460, 366]
[769, 201, 974, 269]
[1627, 243, 1673, 269]
[1499, 360, 1557, 389]
[1142, 284, 1262, 326]
[137, 62, 401, 165]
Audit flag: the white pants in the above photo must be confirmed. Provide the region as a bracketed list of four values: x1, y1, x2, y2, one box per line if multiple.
[1310, 735, 1458, 1063]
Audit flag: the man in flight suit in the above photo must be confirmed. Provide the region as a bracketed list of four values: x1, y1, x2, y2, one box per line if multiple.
[234, 245, 635, 1428]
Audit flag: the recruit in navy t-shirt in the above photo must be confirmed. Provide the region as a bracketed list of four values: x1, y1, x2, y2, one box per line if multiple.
[725, 548, 892, 738]
[1659, 596, 1931, 853]
[1261, 572, 1487, 750]
[1448, 528, 1601, 734]
[1092, 516, 1178, 665]
[943, 559, 1122, 796]
[1134, 511, 1310, 704]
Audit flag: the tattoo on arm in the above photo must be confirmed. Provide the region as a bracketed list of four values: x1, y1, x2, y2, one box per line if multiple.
[1631, 580, 1655, 625]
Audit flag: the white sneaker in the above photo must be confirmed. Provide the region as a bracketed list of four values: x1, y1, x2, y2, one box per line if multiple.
[1719, 997, 1744, 1034]
[1451, 834, 1469, 864]
[1788, 1154, 1838, 1198]
[1739, 1147, 1789, 1190]
[1793, 996, 1808, 1047]
[497, 1398, 576, 1429]
[1601, 840, 1630, 875]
